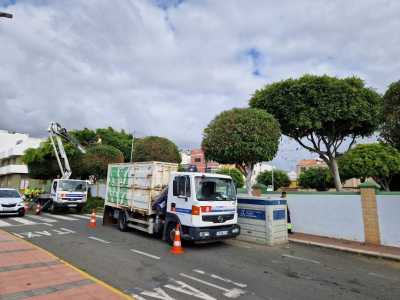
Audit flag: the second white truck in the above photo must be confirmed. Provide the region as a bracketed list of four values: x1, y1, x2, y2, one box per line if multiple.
[103, 162, 240, 243]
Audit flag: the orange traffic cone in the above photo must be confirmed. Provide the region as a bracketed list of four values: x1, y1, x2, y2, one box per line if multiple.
[170, 224, 184, 254]
[88, 209, 96, 228]
[35, 203, 41, 215]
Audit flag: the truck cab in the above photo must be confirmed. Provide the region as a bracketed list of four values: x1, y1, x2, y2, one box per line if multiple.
[163, 172, 240, 243]
[49, 179, 88, 212]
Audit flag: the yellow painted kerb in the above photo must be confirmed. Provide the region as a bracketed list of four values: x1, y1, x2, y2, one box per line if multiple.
[1, 229, 134, 300]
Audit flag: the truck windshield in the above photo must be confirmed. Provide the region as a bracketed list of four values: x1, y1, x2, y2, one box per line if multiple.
[195, 177, 236, 201]
[59, 180, 87, 192]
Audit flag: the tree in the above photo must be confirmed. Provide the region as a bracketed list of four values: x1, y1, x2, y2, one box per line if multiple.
[250, 75, 382, 191]
[381, 80, 400, 150]
[338, 143, 400, 191]
[298, 168, 334, 191]
[202, 108, 281, 195]
[81, 145, 124, 179]
[256, 169, 290, 191]
[216, 167, 244, 188]
[95, 127, 133, 162]
[132, 136, 181, 163]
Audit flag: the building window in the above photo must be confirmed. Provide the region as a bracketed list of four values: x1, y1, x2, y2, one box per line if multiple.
[194, 158, 201, 163]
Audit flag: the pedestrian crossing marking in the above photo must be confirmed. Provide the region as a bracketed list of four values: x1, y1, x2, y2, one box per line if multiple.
[26, 215, 57, 223]
[42, 214, 78, 221]
[10, 217, 37, 225]
[70, 214, 90, 219]
[0, 220, 11, 227]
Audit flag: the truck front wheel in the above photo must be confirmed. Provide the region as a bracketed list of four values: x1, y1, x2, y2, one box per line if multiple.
[118, 210, 128, 232]
[166, 222, 177, 245]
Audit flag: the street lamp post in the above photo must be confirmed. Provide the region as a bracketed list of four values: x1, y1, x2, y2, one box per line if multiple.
[0, 12, 13, 19]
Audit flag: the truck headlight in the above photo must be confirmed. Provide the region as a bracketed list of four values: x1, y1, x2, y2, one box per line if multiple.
[199, 232, 210, 237]
[232, 228, 239, 234]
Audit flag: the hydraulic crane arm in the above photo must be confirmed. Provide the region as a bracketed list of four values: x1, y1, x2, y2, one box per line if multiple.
[48, 122, 86, 179]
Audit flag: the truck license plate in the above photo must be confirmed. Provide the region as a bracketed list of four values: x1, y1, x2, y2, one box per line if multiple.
[216, 230, 228, 236]
[67, 204, 77, 207]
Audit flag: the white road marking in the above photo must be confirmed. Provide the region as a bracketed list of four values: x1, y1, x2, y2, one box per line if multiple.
[85, 213, 103, 219]
[88, 236, 111, 244]
[179, 273, 245, 298]
[26, 215, 58, 223]
[70, 214, 90, 219]
[0, 220, 11, 227]
[165, 280, 216, 300]
[141, 287, 175, 300]
[130, 249, 161, 260]
[10, 217, 37, 225]
[281, 254, 321, 264]
[42, 214, 78, 221]
[193, 269, 247, 288]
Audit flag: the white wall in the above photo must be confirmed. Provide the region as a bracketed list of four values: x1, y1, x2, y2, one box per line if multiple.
[287, 193, 365, 242]
[377, 194, 400, 247]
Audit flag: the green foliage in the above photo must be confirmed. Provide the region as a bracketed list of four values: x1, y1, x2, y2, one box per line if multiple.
[298, 168, 334, 191]
[23, 127, 132, 179]
[81, 145, 124, 179]
[216, 167, 244, 188]
[202, 108, 281, 166]
[256, 169, 290, 191]
[83, 197, 104, 213]
[133, 136, 181, 163]
[250, 75, 383, 190]
[339, 143, 400, 191]
[381, 80, 400, 150]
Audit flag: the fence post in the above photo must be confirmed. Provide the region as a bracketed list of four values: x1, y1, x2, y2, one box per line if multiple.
[359, 179, 381, 245]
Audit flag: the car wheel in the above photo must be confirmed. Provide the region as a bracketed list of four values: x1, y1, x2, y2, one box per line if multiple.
[18, 208, 25, 217]
[118, 211, 128, 232]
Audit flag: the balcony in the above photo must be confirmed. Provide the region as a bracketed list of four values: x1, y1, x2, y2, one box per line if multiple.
[0, 164, 28, 176]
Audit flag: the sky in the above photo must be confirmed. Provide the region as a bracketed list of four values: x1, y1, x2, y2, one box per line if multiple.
[1, 0, 399, 171]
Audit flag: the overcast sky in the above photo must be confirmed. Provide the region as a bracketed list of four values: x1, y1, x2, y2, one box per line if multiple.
[1, 0, 399, 171]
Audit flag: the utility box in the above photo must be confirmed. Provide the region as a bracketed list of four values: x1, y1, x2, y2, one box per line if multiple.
[237, 195, 288, 246]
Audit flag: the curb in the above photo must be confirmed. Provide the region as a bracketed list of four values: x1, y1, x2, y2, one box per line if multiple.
[289, 238, 400, 262]
[1, 229, 134, 300]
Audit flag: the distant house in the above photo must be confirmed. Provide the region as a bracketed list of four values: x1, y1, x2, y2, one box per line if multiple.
[179, 149, 191, 170]
[190, 149, 219, 173]
[0, 130, 44, 189]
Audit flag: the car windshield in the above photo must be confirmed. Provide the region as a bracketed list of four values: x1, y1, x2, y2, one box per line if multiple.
[59, 180, 87, 192]
[0, 190, 20, 198]
[195, 176, 236, 201]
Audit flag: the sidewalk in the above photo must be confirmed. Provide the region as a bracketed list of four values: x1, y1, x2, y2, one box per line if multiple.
[0, 230, 131, 300]
[289, 232, 400, 261]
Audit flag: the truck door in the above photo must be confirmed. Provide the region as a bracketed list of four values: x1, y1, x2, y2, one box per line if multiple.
[51, 180, 58, 202]
[170, 175, 192, 226]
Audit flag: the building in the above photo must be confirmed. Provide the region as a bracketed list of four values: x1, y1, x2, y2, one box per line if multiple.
[190, 149, 219, 173]
[251, 162, 273, 185]
[179, 149, 191, 170]
[0, 130, 43, 189]
[296, 158, 326, 176]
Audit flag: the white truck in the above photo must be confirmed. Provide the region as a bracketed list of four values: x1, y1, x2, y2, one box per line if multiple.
[38, 122, 88, 213]
[103, 162, 240, 243]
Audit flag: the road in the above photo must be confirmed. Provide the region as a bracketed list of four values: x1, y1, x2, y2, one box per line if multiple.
[1, 212, 400, 300]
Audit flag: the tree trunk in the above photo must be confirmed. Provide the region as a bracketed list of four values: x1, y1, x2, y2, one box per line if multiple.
[328, 158, 342, 191]
[245, 164, 254, 196]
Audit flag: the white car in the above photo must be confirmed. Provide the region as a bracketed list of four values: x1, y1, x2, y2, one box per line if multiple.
[0, 188, 25, 217]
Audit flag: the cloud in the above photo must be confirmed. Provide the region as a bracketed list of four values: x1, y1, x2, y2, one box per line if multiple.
[1, 0, 399, 170]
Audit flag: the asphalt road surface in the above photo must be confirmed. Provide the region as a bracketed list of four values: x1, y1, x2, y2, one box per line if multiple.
[1, 212, 399, 300]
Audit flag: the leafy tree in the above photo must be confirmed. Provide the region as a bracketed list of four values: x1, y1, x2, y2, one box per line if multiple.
[216, 167, 244, 188]
[81, 145, 124, 179]
[132, 136, 181, 163]
[298, 167, 334, 191]
[250, 75, 382, 191]
[339, 143, 400, 191]
[256, 169, 290, 191]
[95, 127, 133, 162]
[381, 80, 400, 150]
[202, 108, 281, 195]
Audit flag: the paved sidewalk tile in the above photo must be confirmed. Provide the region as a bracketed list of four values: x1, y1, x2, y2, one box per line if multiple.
[289, 232, 400, 261]
[0, 230, 132, 300]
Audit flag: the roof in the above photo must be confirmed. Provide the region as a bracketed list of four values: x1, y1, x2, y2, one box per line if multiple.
[297, 159, 325, 167]
[0, 131, 43, 159]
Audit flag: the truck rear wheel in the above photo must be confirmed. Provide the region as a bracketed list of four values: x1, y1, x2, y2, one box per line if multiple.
[118, 210, 128, 232]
